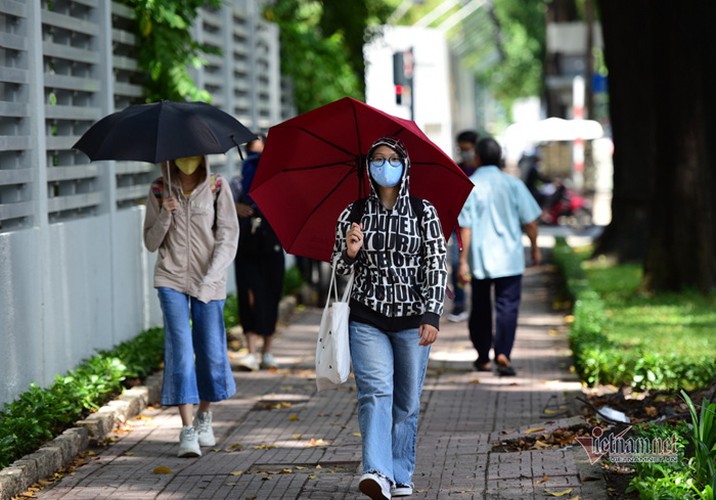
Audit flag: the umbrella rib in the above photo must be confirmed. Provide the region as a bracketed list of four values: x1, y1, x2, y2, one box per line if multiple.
[280, 125, 359, 158]
[283, 160, 354, 173]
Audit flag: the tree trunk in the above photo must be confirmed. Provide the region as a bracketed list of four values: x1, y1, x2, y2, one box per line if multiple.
[597, 1, 716, 292]
[594, 0, 656, 262]
[641, 4, 716, 292]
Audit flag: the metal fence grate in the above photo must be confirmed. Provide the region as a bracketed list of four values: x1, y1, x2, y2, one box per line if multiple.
[0, 0, 293, 232]
[0, 0, 34, 231]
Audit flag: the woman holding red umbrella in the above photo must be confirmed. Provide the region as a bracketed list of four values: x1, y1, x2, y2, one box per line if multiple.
[332, 137, 448, 499]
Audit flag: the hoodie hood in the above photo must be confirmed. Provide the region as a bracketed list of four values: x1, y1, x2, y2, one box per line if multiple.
[366, 136, 411, 208]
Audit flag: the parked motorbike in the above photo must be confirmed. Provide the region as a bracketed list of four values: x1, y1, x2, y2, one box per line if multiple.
[539, 181, 592, 229]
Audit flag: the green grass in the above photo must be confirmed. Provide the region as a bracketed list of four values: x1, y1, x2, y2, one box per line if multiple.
[552, 239, 716, 390]
[584, 261, 716, 359]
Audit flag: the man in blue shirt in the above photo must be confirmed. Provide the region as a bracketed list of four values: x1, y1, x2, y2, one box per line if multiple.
[457, 137, 541, 376]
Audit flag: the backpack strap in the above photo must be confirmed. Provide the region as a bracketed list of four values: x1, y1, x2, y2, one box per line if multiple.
[348, 197, 368, 224]
[210, 174, 222, 229]
[210, 173, 222, 196]
[151, 178, 164, 200]
[408, 195, 424, 228]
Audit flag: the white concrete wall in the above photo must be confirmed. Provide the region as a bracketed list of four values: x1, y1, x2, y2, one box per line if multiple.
[0, 0, 289, 407]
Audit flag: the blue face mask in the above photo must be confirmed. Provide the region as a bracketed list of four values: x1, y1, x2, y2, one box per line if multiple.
[369, 158, 404, 188]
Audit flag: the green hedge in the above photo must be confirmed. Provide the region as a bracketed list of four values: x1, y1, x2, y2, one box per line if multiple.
[0, 327, 164, 469]
[552, 238, 716, 390]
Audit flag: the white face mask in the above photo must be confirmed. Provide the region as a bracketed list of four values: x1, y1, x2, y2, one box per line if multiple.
[175, 156, 202, 175]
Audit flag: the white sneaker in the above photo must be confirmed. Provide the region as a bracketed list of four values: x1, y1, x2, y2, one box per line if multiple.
[177, 426, 201, 457]
[359, 472, 392, 499]
[194, 411, 215, 447]
[391, 483, 413, 496]
[237, 353, 259, 371]
[260, 352, 278, 369]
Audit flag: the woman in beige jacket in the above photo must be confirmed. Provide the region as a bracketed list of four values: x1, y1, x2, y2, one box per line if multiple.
[143, 155, 239, 458]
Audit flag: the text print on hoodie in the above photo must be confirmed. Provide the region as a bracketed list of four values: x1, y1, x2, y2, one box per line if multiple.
[332, 137, 448, 332]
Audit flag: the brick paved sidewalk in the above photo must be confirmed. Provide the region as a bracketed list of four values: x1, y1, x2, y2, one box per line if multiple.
[34, 264, 607, 499]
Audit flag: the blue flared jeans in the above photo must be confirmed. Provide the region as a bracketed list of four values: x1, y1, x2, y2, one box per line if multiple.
[157, 287, 236, 406]
[349, 321, 430, 487]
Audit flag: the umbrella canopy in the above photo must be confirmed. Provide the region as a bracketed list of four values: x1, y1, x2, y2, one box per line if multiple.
[249, 97, 474, 262]
[73, 100, 256, 163]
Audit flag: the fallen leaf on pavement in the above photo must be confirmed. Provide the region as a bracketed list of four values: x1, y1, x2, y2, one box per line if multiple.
[289, 414, 299, 421]
[230, 470, 243, 476]
[525, 427, 545, 434]
[545, 488, 573, 497]
[153, 466, 172, 474]
[537, 475, 549, 484]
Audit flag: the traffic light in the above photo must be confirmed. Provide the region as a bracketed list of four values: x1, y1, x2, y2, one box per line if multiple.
[393, 52, 407, 106]
[394, 84, 404, 105]
[393, 52, 406, 86]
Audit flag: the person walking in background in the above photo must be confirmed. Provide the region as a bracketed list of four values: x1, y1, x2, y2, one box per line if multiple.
[230, 135, 285, 371]
[457, 137, 541, 377]
[447, 130, 479, 323]
[333, 137, 447, 499]
[143, 155, 239, 457]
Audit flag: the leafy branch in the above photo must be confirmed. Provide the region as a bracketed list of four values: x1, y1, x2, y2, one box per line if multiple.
[121, 0, 222, 102]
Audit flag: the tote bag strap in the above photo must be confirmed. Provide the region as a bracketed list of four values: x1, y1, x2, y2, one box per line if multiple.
[324, 257, 340, 311]
[326, 255, 355, 305]
[340, 265, 355, 302]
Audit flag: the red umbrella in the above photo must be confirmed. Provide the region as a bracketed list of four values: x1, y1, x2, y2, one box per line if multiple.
[250, 97, 474, 262]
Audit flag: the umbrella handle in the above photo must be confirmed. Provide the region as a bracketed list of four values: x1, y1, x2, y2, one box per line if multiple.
[164, 160, 177, 227]
[165, 160, 172, 198]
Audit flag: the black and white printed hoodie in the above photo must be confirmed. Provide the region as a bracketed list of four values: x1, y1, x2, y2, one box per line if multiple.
[331, 138, 448, 332]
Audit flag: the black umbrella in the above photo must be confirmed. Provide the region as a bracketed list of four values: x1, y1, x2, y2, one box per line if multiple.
[73, 100, 256, 182]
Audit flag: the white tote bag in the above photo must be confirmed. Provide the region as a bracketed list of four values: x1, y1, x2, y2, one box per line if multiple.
[315, 259, 354, 392]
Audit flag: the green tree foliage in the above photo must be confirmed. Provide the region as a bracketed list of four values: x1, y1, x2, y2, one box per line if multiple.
[478, 0, 546, 108]
[397, 0, 546, 112]
[320, 0, 395, 97]
[121, 0, 221, 102]
[265, 0, 392, 113]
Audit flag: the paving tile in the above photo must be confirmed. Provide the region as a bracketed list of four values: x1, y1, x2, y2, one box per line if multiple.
[30, 265, 607, 499]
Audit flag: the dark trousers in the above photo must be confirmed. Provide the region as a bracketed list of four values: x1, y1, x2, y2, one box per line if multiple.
[468, 275, 522, 365]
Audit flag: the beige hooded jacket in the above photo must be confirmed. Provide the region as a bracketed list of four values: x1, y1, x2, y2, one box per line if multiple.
[143, 158, 239, 303]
